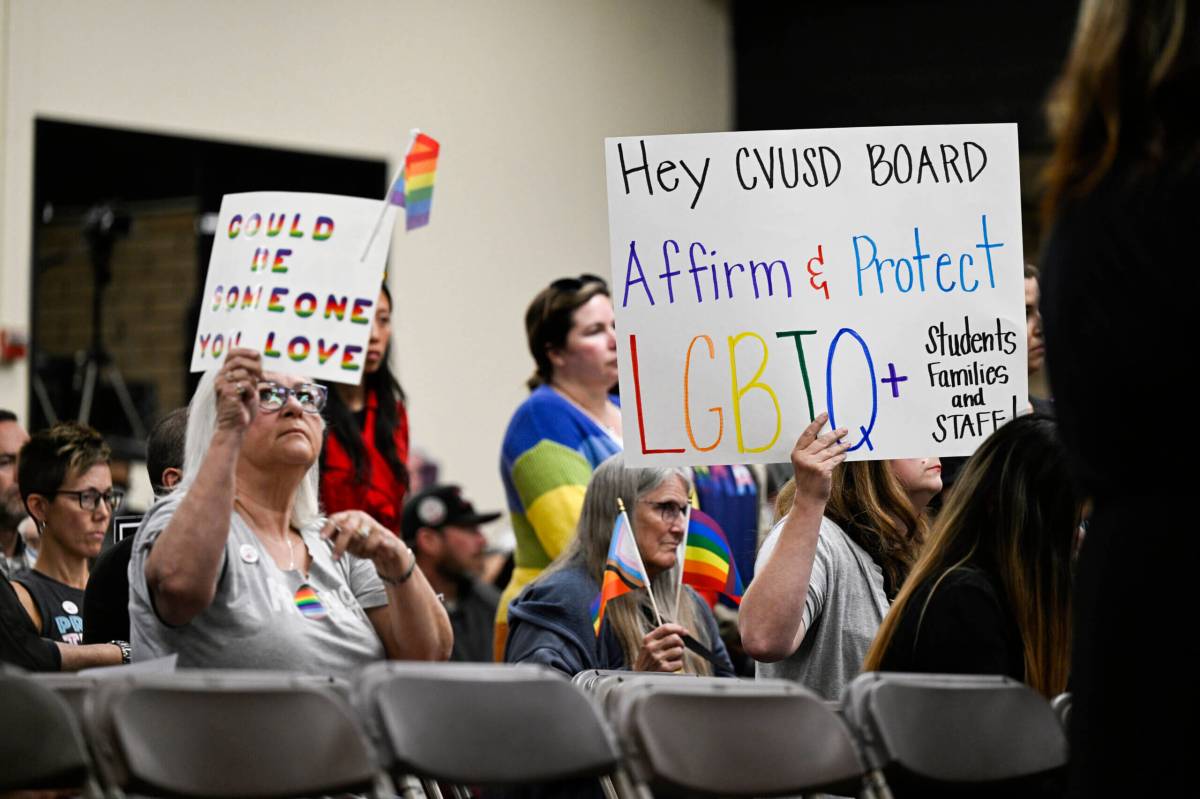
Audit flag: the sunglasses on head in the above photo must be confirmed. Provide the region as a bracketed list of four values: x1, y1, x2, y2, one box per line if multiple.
[548, 274, 607, 292]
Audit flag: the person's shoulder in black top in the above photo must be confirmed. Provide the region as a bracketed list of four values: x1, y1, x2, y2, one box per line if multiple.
[83, 536, 134, 644]
[0, 574, 60, 670]
[877, 564, 1024, 681]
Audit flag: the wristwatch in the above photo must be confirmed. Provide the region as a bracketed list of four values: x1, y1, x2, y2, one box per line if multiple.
[110, 640, 132, 665]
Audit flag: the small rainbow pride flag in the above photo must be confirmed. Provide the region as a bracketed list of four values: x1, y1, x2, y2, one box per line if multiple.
[389, 132, 439, 230]
[682, 509, 744, 607]
[591, 511, 647, 635]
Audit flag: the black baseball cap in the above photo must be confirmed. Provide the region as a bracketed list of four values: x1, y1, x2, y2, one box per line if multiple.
[401, 484, 501, 542]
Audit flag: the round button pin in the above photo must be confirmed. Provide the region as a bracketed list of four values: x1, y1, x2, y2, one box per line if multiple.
[239, 544, 260, 564]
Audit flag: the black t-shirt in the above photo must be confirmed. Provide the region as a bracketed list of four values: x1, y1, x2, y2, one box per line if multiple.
[878, 565, 1024, 682]
[83, 536, 134, 644]
[447, 577, 500, 663]
[0, 574, 60, 670]
[12, 570, 86, 645]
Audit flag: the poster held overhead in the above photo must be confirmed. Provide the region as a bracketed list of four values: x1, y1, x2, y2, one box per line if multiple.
[605, 123, 1027, 466]
[190, 191, 397, 385]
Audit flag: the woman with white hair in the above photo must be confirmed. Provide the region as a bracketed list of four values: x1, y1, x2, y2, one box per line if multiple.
[505, 453, 734, 677]
[128, 348, 452, 670]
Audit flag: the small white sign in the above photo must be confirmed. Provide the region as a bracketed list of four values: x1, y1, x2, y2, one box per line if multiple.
[190, 192, 396, 384]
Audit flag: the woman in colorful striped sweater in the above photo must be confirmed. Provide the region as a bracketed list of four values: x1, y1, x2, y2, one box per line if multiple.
[494, 275, 622, 659]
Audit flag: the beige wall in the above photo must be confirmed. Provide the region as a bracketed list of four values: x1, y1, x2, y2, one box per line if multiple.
[0, 0, 732, 519]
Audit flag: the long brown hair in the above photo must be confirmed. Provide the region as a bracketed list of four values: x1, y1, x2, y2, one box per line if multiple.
[863, 416, 1078, 697]
[1042, 0, 1200, 224]
[775, 460, 927, 597]
[537, 454, 715, 675]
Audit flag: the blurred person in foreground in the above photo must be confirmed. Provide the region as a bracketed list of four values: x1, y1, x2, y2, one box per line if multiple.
[402, 484, 501, 662]
[129, 348, 451, 670]
[506, 453, 734, 677]
[1039, 1, 1197, 793]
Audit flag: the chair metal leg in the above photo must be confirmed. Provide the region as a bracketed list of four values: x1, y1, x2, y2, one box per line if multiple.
[372, 771, 399, 799]
[862, 768, 894, 799]
[399, 773, 428, 798]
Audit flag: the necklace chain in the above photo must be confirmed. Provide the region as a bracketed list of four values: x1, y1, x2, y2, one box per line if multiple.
[235, 496, 296, 571]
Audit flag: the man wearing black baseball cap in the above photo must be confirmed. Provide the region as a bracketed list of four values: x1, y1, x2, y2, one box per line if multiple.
[401, 485, 501, 662]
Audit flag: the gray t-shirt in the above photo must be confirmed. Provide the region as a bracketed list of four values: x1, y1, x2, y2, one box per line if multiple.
[128, 494, 387, 672]
[753, 517, 889, 701]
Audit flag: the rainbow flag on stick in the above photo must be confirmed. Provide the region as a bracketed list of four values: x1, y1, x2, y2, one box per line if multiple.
[390, 132, 439, 230]
[681, 508, 744, 607]
[590, 504, 650, 636]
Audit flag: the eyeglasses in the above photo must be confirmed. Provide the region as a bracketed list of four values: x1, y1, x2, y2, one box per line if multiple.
[549, 274, 607, 292]
[642, 500, 689, 524]
[56, 488, 124, 512]
[257, 381, 328, 414]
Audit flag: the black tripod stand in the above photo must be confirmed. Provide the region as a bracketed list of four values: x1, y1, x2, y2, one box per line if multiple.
[75, 203, 145, 440]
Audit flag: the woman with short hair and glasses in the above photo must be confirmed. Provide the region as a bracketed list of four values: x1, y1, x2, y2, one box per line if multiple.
[506, 453, 734, 676]
[129, 349, 452, 670]
[494, 274, 623, 659]
[13, 422, 121, 645]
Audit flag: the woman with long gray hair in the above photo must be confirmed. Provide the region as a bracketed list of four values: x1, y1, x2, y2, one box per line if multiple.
[128, 348, 452, 670]
[504, 453, 734, 676]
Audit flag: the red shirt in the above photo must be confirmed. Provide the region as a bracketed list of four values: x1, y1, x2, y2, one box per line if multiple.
[320, 393, 410, 535]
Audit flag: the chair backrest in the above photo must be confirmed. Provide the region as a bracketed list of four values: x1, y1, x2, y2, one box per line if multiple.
[0, 671, 92, 792]
[358, 661, 621, 785]
[843, 672, 1068, 793]
[29, 672, 97, 723]
[83, 669, 377, 798]
[613, 679, 865, 797]
[571, 667, 631, 692]
[590, 670, 710, 719]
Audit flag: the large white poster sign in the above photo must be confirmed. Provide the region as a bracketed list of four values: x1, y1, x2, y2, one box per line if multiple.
[190, 192, 396, 384]
[605, 124, 1026, 466]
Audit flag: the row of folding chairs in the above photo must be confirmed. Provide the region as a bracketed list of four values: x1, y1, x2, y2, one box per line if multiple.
[1, 662, 1069, 798]
[573, 669, 1069, 798]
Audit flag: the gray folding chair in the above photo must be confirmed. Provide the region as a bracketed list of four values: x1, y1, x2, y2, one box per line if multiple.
[82, 669, 381, 798]
[357, 661, 623, 798]
[611, 678, 865, 798]
[0, 670, 96, 795]
[1050, 691, 1072, 729]
[843, 672, 1068, 798]
[30, 671, 97, 722]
